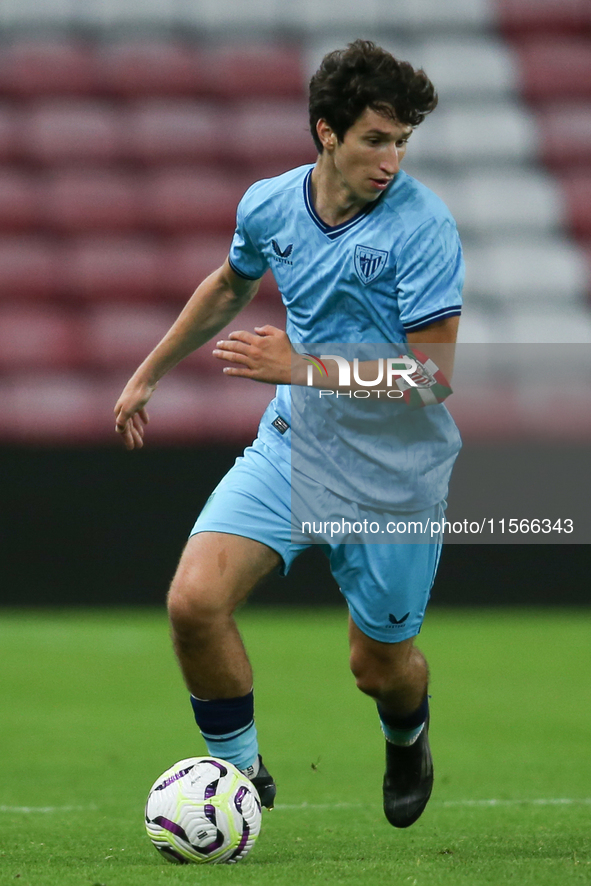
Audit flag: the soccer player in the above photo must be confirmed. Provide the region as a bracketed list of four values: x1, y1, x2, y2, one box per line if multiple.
[114, 40, 463, 828]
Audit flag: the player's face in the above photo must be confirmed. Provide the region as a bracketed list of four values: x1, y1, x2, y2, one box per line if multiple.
[325, 107, 412, 203]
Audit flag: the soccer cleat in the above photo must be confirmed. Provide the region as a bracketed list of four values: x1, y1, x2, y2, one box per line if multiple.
[250, 756, 276, 809]
[383, 717, 433, 828]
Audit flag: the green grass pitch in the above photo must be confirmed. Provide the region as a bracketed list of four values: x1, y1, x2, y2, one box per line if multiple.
[1, 606, 589, 885]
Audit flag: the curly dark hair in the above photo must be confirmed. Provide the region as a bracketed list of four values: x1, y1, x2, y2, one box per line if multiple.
[309, 39, 438, 152]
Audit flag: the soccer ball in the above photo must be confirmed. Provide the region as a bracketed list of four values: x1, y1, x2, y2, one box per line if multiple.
[145, 756, 262, 864]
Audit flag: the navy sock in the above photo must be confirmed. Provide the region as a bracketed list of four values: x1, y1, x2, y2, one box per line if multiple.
[378, 695, 429, 746]
[190, 691, 259, 773]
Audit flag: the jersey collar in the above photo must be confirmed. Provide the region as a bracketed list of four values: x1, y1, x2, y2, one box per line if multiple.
[303, 168, 384, 240]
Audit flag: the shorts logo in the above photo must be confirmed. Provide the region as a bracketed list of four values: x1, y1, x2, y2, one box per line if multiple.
[271, 240, 294, 265]
[354, 245, 388, 284]
[388, 612, 410, 628]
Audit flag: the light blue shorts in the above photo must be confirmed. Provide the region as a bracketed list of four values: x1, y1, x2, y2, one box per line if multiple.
[191, 439, 444, 643]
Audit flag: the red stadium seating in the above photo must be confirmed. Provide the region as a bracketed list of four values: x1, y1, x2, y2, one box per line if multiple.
[84, 302, 177, 369]
[497, 0, 591, 37]
[22, 101, 121, 166]
[226, 100, 315, 169]
[122, 100, 222, 165]
[0, 237, 60, 299]
[515, 39, 591, 102]
[0, 372, 107, 443]
[141, 168, 244, 234]
[144, 375, 275, 444]
[0, 171, 40, 231]
[537, 104, 591, 168]
[61, 236, 161, 300]
[96, 40, 206, 97]
[156, 235, 231, 299]
[43, 171, 142, 233]
[0, 39, 307, 444]
[0, 40, 98, 98]
[202, 44, 304, 99]
[559, 173, 591, 238]
[0, 304, 81, 368]
[0, 106, 19, 163]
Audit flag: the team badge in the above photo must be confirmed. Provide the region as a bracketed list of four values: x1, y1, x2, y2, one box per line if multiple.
[354, 244, 388, 284]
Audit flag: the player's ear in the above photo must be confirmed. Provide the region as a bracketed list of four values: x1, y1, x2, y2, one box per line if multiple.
[316, 118, 336, 152]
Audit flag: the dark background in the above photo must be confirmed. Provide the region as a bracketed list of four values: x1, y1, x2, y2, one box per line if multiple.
[1, 443, 589, 608]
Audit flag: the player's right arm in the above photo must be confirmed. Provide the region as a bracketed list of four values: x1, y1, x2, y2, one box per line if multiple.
[114, 259, 260, 450]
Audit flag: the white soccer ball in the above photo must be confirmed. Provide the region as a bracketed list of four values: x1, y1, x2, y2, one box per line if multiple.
[145, 756, 262, 864]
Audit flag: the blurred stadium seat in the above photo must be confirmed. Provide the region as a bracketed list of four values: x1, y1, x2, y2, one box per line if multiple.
[141, 169, 244, 234]
[95, 40, 205, 97]
[84, 302, 178, 369]
[537, 104, 591, 168]
[0, 106, 19, 162]
[0, 170, 39, 231]
[155, 235, 232, 300]
[559, 172, 591, 238]
[416, 170, 564, 236]
[61, 236, 161, 300]
[227, 100, 315, 169]
[0, 40, 97, 97]
[505, 307, 591, 343]
[0, 237, 60, 299]
[464, 239, 588, 304]
[123, 100, 222, 165]
[0, 304, 81, 368]
[202, 44, 304, 99]
[43, 171, 142, 233]
[497, 0, 591, 37]
[408, 102, 540, 165]
[414, 37, 517, 98]
[0, 372, 107, 442]
[515, 39, 591, 102]
[23, 101, 121, 165]
[145, 375, 274, 443]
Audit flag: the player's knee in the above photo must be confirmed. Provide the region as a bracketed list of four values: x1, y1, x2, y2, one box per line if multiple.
[349, 646, 412, 699]
[167, 567, 231, 637]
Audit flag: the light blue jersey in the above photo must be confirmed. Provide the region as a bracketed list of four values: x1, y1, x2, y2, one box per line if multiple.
[228, 165, 464, 511]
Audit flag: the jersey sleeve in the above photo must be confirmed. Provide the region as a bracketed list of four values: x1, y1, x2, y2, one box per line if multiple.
[396, 216, 464, 333]
[228, 190, 270, 281]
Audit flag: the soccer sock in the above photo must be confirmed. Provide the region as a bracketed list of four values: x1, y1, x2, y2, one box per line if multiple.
[190, 691, 260, 777]
[378, 695, 429, 747]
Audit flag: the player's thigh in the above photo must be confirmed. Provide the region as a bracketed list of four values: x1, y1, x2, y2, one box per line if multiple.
[328, 531, 442, 644]
[348, 613, 417, 675]
[169, 531, 282, 619]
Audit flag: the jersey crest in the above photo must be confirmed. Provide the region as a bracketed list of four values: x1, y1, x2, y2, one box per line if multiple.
[354, 245, 388, 284]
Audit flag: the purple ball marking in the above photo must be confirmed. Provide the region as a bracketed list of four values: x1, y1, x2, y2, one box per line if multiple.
[153, 816, 190, 842]
[159, 846, 189, 864]
[199, 828, 226, 855]
[204, 779, 219, 800]
[228, 824, 250, 861]
[154, 765, 194, 791]
[234, 786, 248, 814]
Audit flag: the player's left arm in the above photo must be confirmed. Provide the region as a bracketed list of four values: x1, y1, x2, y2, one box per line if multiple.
[405, 314, 460, 384]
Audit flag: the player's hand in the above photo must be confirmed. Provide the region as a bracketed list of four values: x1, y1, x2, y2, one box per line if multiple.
[114, 378, 155, 450]
[212, 325, 295, 385]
